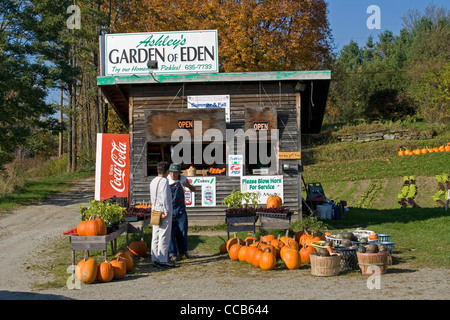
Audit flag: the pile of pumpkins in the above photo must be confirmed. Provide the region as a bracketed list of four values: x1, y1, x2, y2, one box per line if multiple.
[222, 231, 326, 271]
[75, 240, 147, 284]
[398, 143, 450, 156]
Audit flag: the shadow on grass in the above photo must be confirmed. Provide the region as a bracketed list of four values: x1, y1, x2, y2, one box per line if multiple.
[326, 206, 449, 229]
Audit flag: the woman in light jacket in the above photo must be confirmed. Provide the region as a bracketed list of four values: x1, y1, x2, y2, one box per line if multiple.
[150, 161, 176, 268]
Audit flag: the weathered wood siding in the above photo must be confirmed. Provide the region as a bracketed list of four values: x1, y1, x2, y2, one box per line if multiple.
[128, 81, 302, 221]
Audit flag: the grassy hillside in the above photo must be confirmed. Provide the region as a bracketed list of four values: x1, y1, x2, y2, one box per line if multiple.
[302, 127, 450, 209]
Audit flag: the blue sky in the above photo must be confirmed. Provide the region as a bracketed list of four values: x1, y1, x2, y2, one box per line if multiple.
[327, 0, 449, 52]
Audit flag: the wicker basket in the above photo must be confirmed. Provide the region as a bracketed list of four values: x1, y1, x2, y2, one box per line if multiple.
[310, 241, 330, 252]
[330, 246, 359, 271]
[310, 253, 341, 277]
[357, 252, 389, 275]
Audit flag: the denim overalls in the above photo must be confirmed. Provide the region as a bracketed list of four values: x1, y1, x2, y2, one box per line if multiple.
[169, 181, 188, 257]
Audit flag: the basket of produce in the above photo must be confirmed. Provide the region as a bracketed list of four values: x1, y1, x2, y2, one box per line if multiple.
[377, 242, 395, 254]
[356, 243, 390, 274]
[330, 246, 359, 271]
[310, 250, 341, 277]
[310, 241, 331, 252]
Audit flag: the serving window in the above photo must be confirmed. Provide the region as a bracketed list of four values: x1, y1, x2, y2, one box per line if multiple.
[146, 141, 227, 176]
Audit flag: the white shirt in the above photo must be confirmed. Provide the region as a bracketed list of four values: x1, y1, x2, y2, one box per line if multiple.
[150, 177, 173, 213]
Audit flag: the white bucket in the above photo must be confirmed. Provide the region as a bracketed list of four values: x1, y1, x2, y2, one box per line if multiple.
[317, 204, 332, 220]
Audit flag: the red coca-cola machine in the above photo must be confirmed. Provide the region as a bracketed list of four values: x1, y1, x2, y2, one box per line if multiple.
[95, 133, 130, 202]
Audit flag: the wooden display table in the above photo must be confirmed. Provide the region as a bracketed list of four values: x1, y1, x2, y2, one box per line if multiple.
[257, 211, 291, 234]
[225, 214, 258, 239]
[69, 222, 128, 267]
[125, 216, 150, 244]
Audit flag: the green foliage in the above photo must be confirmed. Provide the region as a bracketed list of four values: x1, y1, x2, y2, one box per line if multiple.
[222, 190, 259, 209]
[79, 200, 125, 225]
[328, 5, 450, 124]
[290, 216, 328, 234]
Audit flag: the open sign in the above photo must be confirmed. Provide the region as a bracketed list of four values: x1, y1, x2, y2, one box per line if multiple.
[253, 121, 269, 131]
[177, 119, 194, 129]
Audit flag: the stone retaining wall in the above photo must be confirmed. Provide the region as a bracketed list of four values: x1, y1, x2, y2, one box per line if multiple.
[337, 129, 434, 142]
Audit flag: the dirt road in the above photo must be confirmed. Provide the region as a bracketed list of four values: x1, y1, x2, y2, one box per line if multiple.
[0, 177, 448, 301]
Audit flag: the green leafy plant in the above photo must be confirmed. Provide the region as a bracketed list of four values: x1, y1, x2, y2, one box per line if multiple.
[79, 200, 125, 226]
[222, 190, 259, 209]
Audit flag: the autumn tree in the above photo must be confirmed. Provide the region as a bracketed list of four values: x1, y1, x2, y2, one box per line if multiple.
[110, 0, 333, 72]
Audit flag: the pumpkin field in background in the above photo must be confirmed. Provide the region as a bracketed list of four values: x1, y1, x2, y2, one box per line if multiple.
[397, 142, 450, 156]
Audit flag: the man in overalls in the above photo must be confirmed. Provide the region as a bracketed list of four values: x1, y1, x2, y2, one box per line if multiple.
[168, 163, 196, 261]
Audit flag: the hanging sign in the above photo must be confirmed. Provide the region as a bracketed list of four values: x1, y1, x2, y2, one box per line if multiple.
[279, 151, 301, 159]
[100, 30, 218, 76]
[95, 133, 130, 201]
[240, 176, 283, 204]
[187, 95, 230, 122]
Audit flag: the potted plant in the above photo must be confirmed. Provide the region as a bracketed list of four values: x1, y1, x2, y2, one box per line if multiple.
[79, 200, 125, 233]
[223, 190, 259, 217]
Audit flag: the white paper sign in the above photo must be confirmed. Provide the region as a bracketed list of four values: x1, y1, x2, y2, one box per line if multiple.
[240, 176, 283, 204]
[228, 155, 243, 177]
[102, 30, 218, 76]
[187, 176, 216, 207]
[187, 95, 230, 122]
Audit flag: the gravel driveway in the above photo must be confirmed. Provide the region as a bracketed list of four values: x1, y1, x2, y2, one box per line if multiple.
[0, 177, 448, 301]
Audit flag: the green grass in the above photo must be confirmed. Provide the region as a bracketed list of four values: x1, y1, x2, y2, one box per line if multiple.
[0, 169, 94, 212]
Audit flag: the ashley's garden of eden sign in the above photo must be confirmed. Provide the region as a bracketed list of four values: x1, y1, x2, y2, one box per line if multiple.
[100, 30, 219, 76]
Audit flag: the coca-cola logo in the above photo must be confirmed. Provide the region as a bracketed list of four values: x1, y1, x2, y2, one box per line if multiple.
[109, 140, 127, 193]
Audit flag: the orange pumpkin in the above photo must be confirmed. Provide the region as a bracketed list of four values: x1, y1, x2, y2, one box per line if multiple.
[398, 150, 404, 156]
[245, 245, 259, 264]
[228, 243, 243, 261]
[421, 148, 428, 154]
[259, 248, 277, 270]
[282, 248, 301, 270]
[115, 250, 134, 272]
[244, 234, 258, 246]
[226, 234, 244, 252]
[261, 234, 276, 243]
[238, 245, 249, 262]
[299, 245, 316, 264]
[77, 217, 106, 236]
[299, 233, 313, 247]
[251, 249, 263, 267]
[445, 145, 450, 152]
[110, 257, 126, 279]
[76, 258, 98, 284]
[97, 261, 114, 283]
[266, 195, 282, 208]
[128, 240, 147, 257]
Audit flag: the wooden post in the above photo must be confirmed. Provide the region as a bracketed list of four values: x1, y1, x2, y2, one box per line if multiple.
[296, 91, 302, 220]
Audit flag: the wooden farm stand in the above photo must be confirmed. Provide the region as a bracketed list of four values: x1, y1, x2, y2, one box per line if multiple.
[97, 71, 331, 224]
